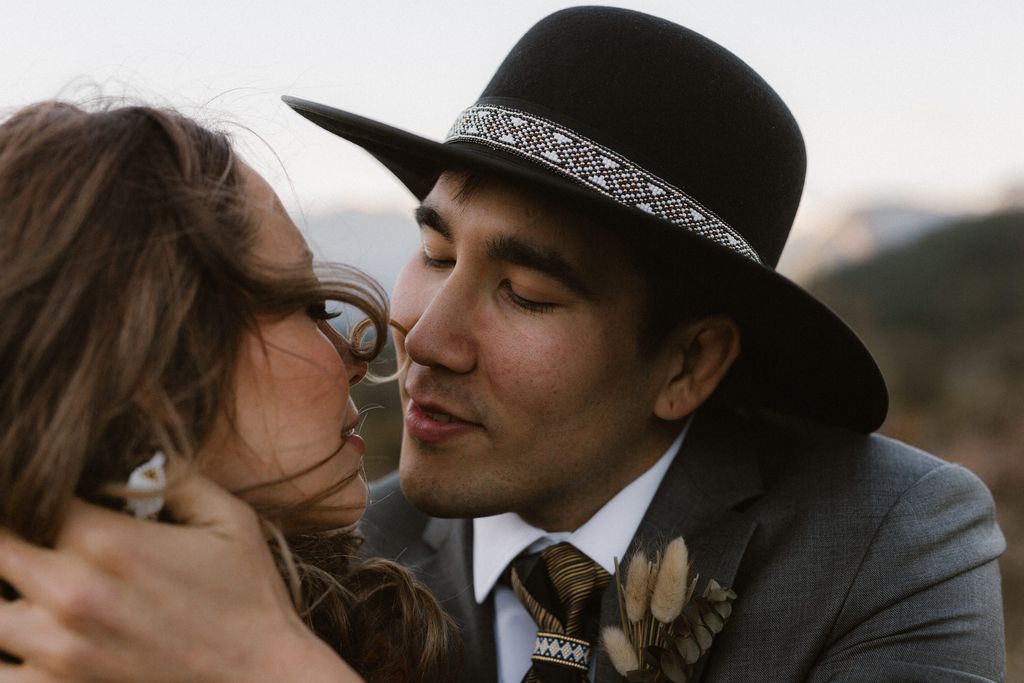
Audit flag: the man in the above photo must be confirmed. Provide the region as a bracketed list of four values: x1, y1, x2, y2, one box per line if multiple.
[0, 7, 1005, 683]
[284, 7, 1005, 681]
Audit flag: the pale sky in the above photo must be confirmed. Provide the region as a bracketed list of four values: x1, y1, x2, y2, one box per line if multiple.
[3, 0, 1023, 237]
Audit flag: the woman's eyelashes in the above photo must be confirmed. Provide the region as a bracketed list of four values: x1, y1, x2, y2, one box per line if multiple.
[306, 301, 341, 321]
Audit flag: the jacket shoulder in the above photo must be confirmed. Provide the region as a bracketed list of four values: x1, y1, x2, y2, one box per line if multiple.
[749, 410, 978, 503]
[726, 411, 1005, 680]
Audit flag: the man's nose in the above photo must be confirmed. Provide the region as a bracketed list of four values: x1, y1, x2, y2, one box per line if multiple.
[397, 271, 477, 375]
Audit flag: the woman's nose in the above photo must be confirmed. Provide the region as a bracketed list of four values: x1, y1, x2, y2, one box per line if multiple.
[318, 319, 368, 386]
[342, 343, 368, 386]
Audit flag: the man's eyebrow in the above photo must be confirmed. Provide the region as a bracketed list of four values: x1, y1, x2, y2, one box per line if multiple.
[414, 205, 453, 242]
[413, 204, 593, 297]
[487, 234, 593, 298]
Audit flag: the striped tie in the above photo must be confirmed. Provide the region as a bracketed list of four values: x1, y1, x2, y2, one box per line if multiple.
[510, 543, 611, 683]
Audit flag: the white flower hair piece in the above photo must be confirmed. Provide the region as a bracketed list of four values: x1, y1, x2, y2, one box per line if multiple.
[124, 451, 167, 520]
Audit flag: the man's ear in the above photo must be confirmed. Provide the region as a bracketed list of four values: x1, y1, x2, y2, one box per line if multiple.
[653, 316, 741, 421]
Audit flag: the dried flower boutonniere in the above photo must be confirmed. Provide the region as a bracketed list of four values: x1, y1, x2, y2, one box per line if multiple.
[602, 537, 737, 683]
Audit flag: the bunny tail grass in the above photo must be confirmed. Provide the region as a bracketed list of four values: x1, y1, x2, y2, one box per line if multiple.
[602, 626, 639, 676]
[624, 550, 652, 623]
[650, 537, 690, 623]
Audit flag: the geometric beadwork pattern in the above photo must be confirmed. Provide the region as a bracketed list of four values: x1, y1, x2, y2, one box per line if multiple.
[532, 632, 592, 671]
[445, 104, 762, 264]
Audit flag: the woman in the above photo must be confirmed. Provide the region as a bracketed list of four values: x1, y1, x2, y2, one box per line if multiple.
[0, 101, 452, 682]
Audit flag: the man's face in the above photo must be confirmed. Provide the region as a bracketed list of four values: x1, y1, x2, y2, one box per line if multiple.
[391, 174, 677, 531]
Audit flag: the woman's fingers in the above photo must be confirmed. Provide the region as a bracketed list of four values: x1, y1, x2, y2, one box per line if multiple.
[0, 663, 60, 683]
[50, 473, 261, 582]
[0, 598, 35, 661]
[0, 472, 348, 683]
[160, 470, 259, 533]
[0, 532, 62, 604]
[0, 598, 85, 681]
[0, 599, 61, 665]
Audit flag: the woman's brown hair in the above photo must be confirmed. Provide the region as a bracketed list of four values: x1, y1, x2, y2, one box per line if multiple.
[0, 100, 453, 682]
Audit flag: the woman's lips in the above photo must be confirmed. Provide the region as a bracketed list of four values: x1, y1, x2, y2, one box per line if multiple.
[342, 432, 366, 455]
[405, 400, 479, 444]
[341, 419, 366, 456]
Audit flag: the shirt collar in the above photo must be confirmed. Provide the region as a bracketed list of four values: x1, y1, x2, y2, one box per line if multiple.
[472, 421, 689, 603]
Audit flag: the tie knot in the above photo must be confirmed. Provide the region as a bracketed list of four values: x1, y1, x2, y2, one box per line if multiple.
[509, 543, 611, 679]
[539, 543, 611, 623]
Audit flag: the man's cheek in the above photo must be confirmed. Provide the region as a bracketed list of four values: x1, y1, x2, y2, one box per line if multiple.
[496, 341, 590, 408]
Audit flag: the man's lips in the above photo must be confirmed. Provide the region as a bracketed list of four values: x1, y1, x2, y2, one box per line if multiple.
[404, 399, 480, 444]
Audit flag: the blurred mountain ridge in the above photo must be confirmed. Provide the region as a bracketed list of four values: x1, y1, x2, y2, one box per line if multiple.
[781, 182, 1024, 281]
[781, 204, 961, 280]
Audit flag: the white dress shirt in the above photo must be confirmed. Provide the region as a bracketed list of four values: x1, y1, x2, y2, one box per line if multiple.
[472, 424, 689, 683]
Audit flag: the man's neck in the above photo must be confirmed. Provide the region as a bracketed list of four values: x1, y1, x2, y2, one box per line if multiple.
[516, 418, 687, 532]
[472, 418, 691, 604]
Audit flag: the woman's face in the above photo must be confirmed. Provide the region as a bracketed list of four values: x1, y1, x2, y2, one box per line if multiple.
[199, 164, 368, 530]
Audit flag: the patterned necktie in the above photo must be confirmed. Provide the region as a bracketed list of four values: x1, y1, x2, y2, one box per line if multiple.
[510, 542, 611, 683]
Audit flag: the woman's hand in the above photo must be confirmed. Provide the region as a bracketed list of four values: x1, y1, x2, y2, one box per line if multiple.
[0, 474, 362, 683]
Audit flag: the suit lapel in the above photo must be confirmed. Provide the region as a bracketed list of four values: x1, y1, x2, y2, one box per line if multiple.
[594, 410, 764, 683]
[417, 517, 499, 683]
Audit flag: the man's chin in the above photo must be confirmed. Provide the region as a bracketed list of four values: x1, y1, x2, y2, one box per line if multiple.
[398, 472, 508, 519]
[397, 441, 516, 517]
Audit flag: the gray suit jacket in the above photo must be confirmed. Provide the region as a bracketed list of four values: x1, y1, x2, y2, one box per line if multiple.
[360, 409, 1006, 682]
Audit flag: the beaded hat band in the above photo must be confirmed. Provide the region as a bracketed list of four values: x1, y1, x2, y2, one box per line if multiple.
[445, 104, 762, 265]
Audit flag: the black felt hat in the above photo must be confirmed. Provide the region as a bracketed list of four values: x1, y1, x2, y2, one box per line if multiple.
[284, 6, 888, 433]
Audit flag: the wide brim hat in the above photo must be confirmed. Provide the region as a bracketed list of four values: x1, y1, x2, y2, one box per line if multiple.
[284, 6, 888, 433]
